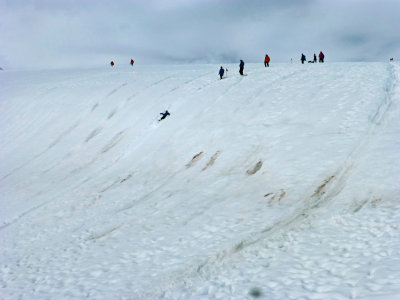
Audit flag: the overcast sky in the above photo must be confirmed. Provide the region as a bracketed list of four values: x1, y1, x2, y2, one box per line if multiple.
[0, 0, 399, 69]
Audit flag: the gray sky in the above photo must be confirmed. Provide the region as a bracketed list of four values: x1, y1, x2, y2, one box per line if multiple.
[0, 0, 399, 69]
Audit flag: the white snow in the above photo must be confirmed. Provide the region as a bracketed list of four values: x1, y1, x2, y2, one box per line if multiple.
[1, 62, 399, 299]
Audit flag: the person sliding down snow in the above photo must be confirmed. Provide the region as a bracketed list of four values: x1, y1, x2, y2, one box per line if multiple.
[239, 60, 245, 75]
[159, 110, 170, 121]
[219, 66, 225, 79]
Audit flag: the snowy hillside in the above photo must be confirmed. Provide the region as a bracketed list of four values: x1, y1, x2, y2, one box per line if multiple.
[1, 62, 400, 299]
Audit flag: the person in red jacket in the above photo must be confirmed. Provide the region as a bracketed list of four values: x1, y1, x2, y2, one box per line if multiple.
[110, 61, 114, 67]
[130, 59, 134, 66]
[319, 51, 325, 63]
[264, 54, 270, 67]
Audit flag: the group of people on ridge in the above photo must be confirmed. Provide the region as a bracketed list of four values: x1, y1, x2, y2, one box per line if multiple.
[302, 51, 325, 64]
[219, 59, 246, 79]
[110, 59, 135, 67]
[218, 51, 325, 79]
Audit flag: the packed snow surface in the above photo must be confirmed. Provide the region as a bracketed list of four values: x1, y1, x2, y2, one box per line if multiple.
[1, 62, 400, 299]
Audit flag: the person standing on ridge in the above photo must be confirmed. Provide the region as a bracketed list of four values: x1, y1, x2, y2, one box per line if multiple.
[314, 54, 317, 63]
[319, 51, 325, 63]
[239, 59, 245, 75]
[301, 54, 306, 64]
[130, 59, 134, 66]
[110, 61, 115, 67]
[219, 66, 225, 79]
[264, 54, 270, 67]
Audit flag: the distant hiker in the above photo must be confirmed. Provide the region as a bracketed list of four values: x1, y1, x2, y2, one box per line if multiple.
[130, 59, 134, 66]
[159, 110, 170, 121]
[390, 58, 393, 61]
[110, 61, 115, 67]
[301, 54, 306, 64]
[319, 51, 325, 63]
[239, 59, 245, 75]
[264, 54, 270, 67]
[314, 53, 317, 63]
[219, 66, 225, 79]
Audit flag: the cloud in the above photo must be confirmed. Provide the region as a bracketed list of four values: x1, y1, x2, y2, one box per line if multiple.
[0, 0, 399, 69]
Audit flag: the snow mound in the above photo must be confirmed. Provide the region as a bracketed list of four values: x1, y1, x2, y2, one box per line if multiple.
[1, 63, 399, 299]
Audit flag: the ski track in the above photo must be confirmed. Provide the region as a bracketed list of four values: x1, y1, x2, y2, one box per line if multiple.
[0, 69, 219, 228]
[1, 80, 130, 182]
[0, 121, 81, 182]
[73, 70, 217, 176]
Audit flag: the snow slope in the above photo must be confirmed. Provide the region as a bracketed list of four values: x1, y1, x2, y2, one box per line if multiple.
[1, 62, 399, 299]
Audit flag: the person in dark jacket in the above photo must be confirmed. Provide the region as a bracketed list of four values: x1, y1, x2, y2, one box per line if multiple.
[264, 54, 270, 67]
[301, 54, 306, 64]
[239, 60, 245, 75]
[110, 61, 115, 67]
[130, 59, 134, 66]
[159, 110, 170, 121]
[314, 54, 317, 63]
[219, 66, 225, 79]
[319, 51, 325, 63]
